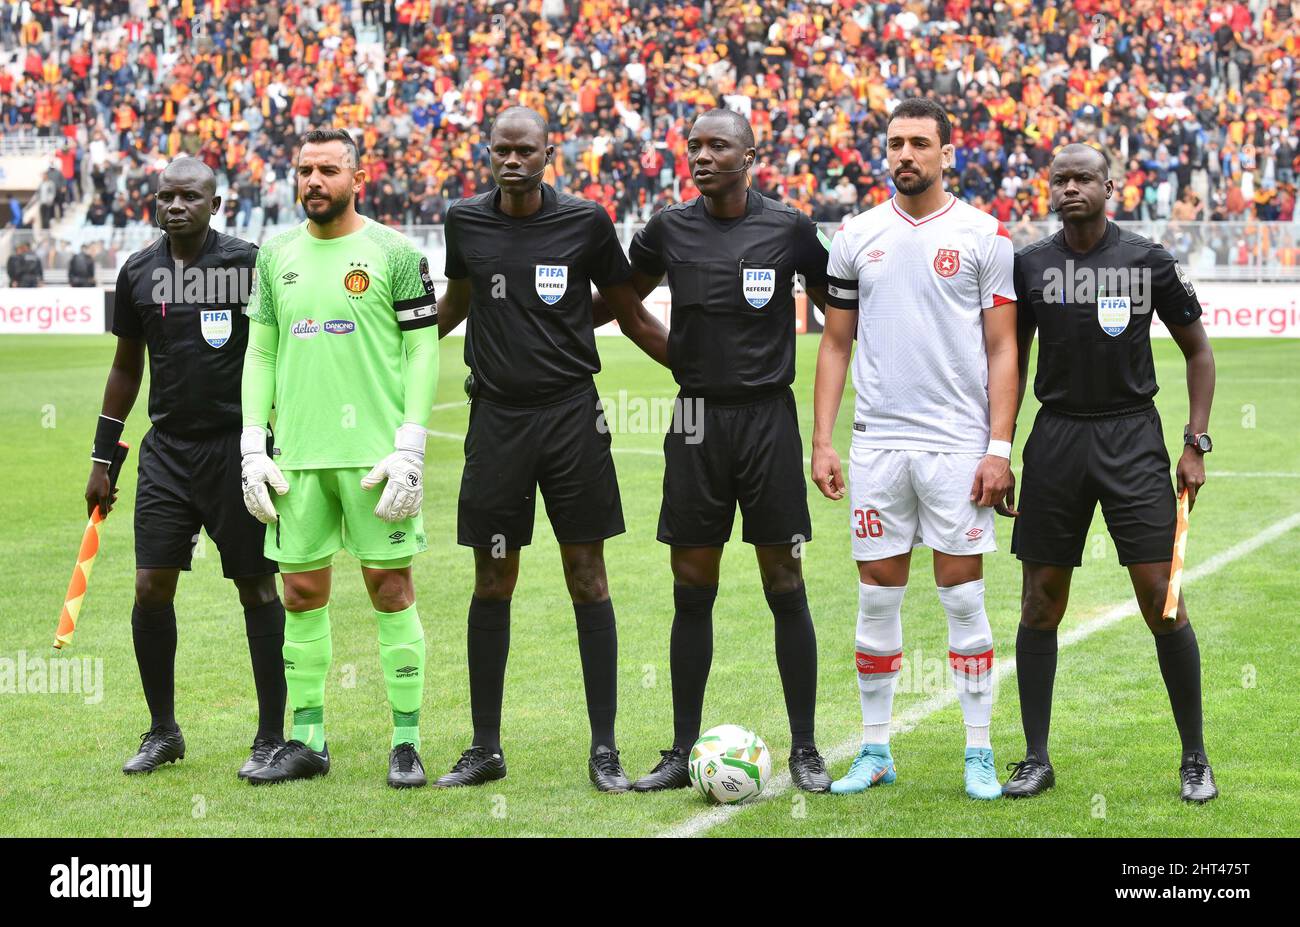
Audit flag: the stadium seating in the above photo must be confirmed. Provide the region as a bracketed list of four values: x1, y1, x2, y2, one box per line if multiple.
[0, 0, 1296, 283]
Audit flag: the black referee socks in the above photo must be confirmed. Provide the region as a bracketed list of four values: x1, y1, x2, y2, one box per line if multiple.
[467, 596, 511, 754]
[131, 603, 178, 731]
[574, 599, 619, 754]
[243, 599, 287, 742]
[671, 583, 718, 750]
[766, 584, 818, 750]
[1015, 624, 1058, 763]
[1153, 621, 1207, 762]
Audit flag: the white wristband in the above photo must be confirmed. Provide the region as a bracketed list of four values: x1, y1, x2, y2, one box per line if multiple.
[986, 439, 1012, 459]
[395, 423, 428, 457]
[240, 425, 268, 457]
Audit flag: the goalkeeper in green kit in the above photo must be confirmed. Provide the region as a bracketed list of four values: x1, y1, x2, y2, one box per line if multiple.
[238, 129, 439, 788]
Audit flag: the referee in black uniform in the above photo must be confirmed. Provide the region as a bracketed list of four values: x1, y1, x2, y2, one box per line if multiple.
[1004, 144, 1218, 802]
[433, 106, 669, 792]
[86, 158, 286, 778]
[596, 109, 833, 793]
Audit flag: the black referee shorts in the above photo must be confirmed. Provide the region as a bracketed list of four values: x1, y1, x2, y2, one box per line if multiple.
[457, 384, 625, 549]
[658, 388, 812, 547]
[134, 428, 277, 578]
[1012, 404, 1177, 567]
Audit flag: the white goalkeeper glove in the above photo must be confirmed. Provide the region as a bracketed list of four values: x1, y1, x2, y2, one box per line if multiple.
[240, 425, 289, 524]
[361, 423, 426, 522]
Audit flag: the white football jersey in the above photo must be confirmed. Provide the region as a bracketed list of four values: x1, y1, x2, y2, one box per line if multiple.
[826, 194, 1016, 453]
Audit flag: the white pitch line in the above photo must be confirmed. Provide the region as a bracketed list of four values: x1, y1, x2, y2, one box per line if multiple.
[657, 509, 1300, 839]
[1207, 472, 1300, 478]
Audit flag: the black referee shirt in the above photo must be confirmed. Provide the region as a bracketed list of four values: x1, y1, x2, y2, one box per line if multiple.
[1014, 221, 1202, 415]
[445, 183, 632, 405]
[629, 189, 828, 403]
[111, 229, 257, 437]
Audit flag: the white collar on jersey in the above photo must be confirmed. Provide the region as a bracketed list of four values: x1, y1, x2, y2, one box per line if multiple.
[890, 193, 956, 227]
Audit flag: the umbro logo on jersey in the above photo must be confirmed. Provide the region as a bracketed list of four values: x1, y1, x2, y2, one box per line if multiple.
[867, 250, 886, 262]
[934, 249, 960, 278]
[282, 272, 299, 284]
[395, 665, 419, 678]
[388, 531, 406, 543]
[966, 527, 984, 540]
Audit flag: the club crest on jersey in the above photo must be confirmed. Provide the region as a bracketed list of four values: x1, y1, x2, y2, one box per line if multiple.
[343, 268, 370, 294]
[200, 309, 232, 348]
[742, 266, 776, 308]
[1097, 295, 1131, 337]
[934, 249, 960, 278]
[535, 264, 568, 305]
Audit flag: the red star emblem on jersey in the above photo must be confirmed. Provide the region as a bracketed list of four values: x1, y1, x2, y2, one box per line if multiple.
[934, 248, 960, 278]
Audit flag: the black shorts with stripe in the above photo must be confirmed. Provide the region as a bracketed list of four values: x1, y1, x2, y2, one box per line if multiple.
[658, 387, 812, 547]
[1012, 403, 1177, 567]
[457, 382, 624, 549]
[134, 427, 277, 578]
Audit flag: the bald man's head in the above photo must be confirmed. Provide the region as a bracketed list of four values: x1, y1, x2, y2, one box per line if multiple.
[489, 106, 553, 194]
[160, 157, 217, 196]
[156, 157, 220, 238]
[491, 106, 548, 145]
[1054, 143, 1109, 179]
[687, 108, 757, 198]
[1049, 143, 1114, 222]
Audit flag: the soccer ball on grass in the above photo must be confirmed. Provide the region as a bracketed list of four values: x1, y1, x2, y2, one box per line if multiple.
[688, 724, 772, 804]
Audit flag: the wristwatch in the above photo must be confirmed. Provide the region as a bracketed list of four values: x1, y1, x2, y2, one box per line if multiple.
[1183, 429, 1213, 454]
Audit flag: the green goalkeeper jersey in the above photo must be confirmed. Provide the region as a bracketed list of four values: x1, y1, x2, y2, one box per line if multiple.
[247, 217, 439, 469]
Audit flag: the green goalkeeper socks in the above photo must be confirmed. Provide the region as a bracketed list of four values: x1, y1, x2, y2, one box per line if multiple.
[284, 605, 331, 752]
[377, 603, 425, 750]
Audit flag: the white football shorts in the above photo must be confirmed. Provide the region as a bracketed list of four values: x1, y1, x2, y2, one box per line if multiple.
[847, 445, 997, 561]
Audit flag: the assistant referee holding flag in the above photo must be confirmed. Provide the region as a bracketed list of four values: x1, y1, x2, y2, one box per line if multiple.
[1004, 143, 1218, 802]
[87, 157, 286, 777]
[594, 109, 834, 793]
[434, 106, 669, 792]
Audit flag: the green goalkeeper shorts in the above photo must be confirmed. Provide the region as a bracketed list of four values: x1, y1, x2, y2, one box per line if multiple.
[266, 467, 428, 569]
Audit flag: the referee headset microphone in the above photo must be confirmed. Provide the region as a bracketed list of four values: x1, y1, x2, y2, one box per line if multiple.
[501, 151, 552, 182]
[709, 156, 754, 173]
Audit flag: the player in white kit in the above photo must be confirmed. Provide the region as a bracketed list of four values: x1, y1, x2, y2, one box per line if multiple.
[811, 99, 1019, 800]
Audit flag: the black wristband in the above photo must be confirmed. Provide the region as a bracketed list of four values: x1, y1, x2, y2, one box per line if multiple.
[92, 415, 125, 464]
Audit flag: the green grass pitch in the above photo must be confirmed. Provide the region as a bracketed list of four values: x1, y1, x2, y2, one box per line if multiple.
[0, 334, 1296, 837]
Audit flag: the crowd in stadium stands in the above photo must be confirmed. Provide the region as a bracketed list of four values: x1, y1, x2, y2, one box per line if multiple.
[1, 0, 1298, 255]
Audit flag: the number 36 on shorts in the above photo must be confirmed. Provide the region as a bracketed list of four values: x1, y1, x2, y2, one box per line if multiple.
[853, 508, 884, 538]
